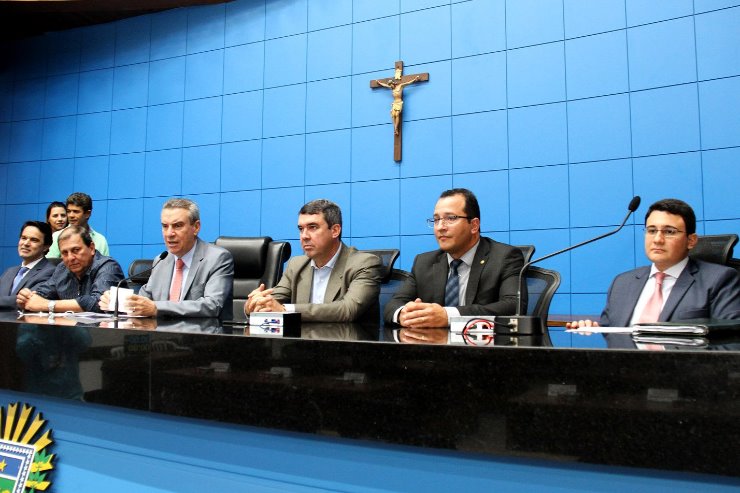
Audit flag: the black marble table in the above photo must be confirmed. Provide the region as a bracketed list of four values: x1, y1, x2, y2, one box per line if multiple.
[1, 311, 739, 477]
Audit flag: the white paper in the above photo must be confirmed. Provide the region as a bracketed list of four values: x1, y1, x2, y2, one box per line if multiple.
[566, 327, 635, 334]
[108, 286, 134, 313]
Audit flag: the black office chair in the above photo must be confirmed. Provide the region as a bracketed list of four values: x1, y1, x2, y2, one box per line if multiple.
[688, 234, 738, 266]
[128, 258, 154, 293]
[523, 266, 561, 320]
[515, 245, 535, 264]
[215, 236, 292, 320]
[379, 269, 413, 326]
[362, 249, 400, 284]
[47, 257, 63, 266]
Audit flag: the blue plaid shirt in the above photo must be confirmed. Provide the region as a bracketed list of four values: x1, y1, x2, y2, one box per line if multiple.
[35, 252, 125, 312]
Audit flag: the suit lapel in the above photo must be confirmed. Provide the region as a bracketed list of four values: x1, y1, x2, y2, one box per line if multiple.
[181, 239, 205, 299]
[659, 260, 696, 321]
[465, 239, 490, 305]
[156, 255, 176, 300]
[621, 268, 650, 325]
[324, 245, 350, 302]
[295, 258, 313, 304]
[432, 251, 448, 303]
[3, 266, 21, 295]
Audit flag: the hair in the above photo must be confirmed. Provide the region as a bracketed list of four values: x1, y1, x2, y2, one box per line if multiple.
[45, 201, 67, 221]
[300, 199, 342, 239]
[66, 192, 93, 212]
[20, 221, 53, 247]
[162, 198, 200, 224]
[300, 199, 343, 227]
[645, 198, 696, 235]
[439, 188, 481, 222]
[58, 225, 94, 248]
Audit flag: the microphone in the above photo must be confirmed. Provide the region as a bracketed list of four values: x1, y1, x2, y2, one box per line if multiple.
[112, 251, 168, 320]
[501, 196, 641, 335]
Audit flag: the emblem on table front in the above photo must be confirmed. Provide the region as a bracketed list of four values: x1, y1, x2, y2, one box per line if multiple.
[0, 403, 55, 493]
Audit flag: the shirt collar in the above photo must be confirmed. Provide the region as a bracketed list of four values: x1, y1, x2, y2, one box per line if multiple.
[311, 243, 342, 270]
[446, 240, 480, 268]
[22, 257, 44, 269]
[650, 256, 689, 279]
[177, 241, 198, 268]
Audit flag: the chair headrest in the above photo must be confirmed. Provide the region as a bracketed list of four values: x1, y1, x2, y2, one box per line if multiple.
[215, 236, 272, 277]
[689, 234, 738, 265]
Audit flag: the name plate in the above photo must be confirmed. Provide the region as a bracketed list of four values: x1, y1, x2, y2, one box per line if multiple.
[449, 316, 496, 345]
[248, 312, 301, 337]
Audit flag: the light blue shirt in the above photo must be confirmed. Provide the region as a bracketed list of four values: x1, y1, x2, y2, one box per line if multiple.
[284, 244, 342, 312]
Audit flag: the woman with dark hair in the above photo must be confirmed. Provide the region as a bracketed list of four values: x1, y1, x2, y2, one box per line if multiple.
[46, 201, 67, 233]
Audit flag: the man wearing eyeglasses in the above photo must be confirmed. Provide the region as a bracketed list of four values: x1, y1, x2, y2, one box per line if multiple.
[569, 198, 740, 329]
[384, 188, 525, 328]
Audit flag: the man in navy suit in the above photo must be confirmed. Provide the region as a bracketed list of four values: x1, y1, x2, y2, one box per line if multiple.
[384, 188, 524, 328]
[569, 198, 740, 329]
[0, 221, 55, 309]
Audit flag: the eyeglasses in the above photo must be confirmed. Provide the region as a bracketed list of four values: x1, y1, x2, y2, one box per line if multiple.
[644, 227, 684, 238]
[426, 215, 471, 228]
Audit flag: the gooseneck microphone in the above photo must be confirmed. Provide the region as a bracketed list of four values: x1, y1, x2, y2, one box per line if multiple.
[501, 196, 641, 334]
[112, 251, 168, 320]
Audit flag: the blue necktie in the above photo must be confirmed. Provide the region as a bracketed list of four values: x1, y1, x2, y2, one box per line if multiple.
[444, 259, 463, 307]
[11, 266, 29, 294]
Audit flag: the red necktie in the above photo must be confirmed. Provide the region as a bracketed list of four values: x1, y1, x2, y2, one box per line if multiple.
[169, 258, 185, 302]
[638, 272, 666, 323]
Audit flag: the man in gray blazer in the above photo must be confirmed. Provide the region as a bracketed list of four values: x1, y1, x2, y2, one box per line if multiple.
[384, 188, 524, 328]
[101, 198, 234, 319]
[0, 221, 55, 309]
[246, 199, 382, 323]
[569, 198, 740, 329]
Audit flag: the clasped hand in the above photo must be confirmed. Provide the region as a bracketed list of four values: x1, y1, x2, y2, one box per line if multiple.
[398, 298, 449, 327]
[245, 284, 285, 315]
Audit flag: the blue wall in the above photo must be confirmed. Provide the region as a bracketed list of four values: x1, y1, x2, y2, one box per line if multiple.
[1, 0, 739, 316]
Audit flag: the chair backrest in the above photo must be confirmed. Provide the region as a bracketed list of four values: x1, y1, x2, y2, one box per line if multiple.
[524, 266, 561, 320]
[262, 240, 291, 288]
[362, 249, 400, 283]
[379, 269, 413, 325]
[215, 236, 292, 320]
[688, 234, 738, 266]
[128, 258, 154, 282]
[47, 257, 63, 266]
[515, 245, 535, 264]
[215, 236, 272, 298]
[127, 258, 154, 292]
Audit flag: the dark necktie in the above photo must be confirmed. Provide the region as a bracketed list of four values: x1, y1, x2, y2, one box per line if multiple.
[444, 259, 463, 307]
[11, 266, 29, 294]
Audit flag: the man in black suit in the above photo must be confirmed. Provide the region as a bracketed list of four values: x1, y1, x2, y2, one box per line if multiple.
[0, 221, 55, 309]
[384, 188, 524, 327]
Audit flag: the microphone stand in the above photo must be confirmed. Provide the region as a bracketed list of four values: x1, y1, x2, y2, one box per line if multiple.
[112, 251, 168, 328]
[497, 196, 642, 335]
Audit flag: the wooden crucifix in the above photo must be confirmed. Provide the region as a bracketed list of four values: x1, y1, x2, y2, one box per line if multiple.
[370, 61, 429, 162]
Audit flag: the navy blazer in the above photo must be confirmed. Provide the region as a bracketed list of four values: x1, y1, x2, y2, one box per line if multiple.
[600, 259, 740, 326]
[383, 236, 524, 324]
[0, 258, 56, 309]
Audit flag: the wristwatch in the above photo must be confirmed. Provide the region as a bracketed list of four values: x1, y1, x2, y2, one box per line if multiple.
[48, 300, 56, 314]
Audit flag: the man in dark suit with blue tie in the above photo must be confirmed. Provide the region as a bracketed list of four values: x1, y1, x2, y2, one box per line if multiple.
[384, 188, 525, 328]
[0, 221, 56, 309]
[569, 198, 740, 329]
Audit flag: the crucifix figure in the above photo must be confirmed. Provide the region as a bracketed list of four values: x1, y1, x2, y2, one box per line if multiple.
[370, 61, 429, 162]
